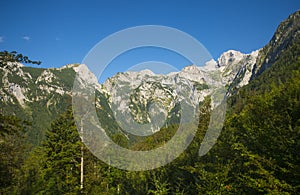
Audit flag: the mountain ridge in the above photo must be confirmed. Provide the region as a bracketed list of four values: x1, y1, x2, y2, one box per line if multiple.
[1, 10, 299, 145]
[0, 49, 258, 143]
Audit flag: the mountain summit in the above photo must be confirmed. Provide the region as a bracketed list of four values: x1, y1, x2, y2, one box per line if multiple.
[0, 48, 259, 143]
[1, 10, 300, 144]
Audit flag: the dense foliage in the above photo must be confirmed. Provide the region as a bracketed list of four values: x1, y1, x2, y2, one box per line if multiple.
[0, 114, 28, 194]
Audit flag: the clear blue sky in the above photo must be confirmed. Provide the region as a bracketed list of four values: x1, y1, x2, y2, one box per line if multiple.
[0, 0, 299, 82]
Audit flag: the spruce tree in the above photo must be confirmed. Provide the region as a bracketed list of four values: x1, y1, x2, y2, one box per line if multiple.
[38, 109, 82, 194]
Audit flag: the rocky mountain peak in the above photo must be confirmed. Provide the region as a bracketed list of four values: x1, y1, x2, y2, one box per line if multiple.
[252, 10, 300, 77]
[134, 69, 155, 76]
[203, 59, 218, 71]
[181, 64, 200, 72]
[217, 50, 245, 67]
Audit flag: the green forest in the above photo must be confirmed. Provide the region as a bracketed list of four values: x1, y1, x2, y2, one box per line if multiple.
[1, 48, 300, 194]
[1, 10, 300, 195]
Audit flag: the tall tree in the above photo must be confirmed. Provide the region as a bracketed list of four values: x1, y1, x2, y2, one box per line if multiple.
[0, 114, 28, 194]
[38, 109, 82, 194]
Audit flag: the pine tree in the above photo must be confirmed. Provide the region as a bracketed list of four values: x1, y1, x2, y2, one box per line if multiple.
[38, 109, 82, 194]
[0, 114, 28, 194]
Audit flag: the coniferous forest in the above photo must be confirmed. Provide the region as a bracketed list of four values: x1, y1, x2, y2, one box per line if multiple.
[1, 9, 300, 195]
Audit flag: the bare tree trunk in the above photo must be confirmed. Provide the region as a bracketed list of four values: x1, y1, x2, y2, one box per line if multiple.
[80, 145, 84, 190]
[80, 119, 84, 191]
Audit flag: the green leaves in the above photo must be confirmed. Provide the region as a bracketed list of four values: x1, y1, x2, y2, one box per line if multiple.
[0, 114, 28, 194]
[0, 50, 41, 67]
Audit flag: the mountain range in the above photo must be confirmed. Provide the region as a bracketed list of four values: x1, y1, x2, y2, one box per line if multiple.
[0, 10, 299, 145]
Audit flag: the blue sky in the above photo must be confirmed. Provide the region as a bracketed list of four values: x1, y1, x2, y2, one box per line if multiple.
[0, 0, 299, 82]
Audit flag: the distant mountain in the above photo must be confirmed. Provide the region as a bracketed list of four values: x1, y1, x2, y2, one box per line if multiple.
[0, 49, 259, 144]
[1, 10, 299, 145]
[0, 63, 76, 144]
